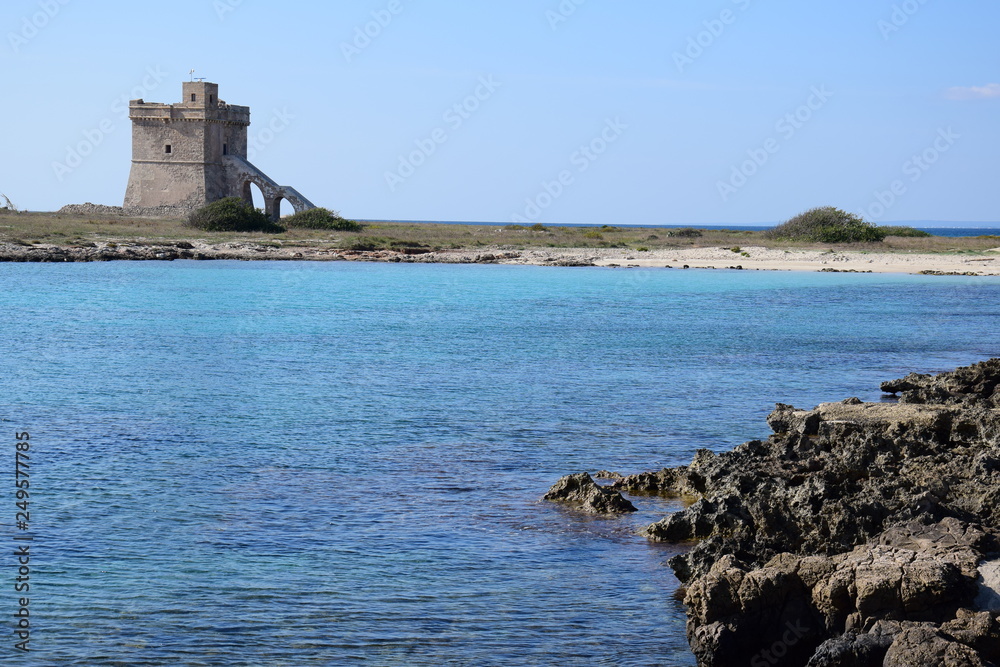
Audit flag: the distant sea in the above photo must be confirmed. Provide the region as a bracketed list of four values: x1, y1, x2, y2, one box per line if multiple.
[362, 220, 1000, 238]
[4, 262, 1000, 665]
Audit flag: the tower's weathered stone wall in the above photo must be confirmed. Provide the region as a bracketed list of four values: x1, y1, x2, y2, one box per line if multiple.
[123, 81, 313, 220]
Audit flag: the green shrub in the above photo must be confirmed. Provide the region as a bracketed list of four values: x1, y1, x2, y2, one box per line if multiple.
[636, 246, 650, 252]
[530, 223, 547, 232]
[583, 230, 604, 240]
[283, 207, 362, 232]
[879, 225, 932, 238]
[187, 197, 283, 233]
[730, 246, 742, 253]
[668, 228, 703, 238]
[765, 207, 885, 243]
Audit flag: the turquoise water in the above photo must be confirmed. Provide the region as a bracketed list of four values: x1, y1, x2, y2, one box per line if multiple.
[3, 261, 1000, 666]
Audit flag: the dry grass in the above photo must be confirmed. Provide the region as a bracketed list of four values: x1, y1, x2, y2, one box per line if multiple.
[1, 211, 998, 254]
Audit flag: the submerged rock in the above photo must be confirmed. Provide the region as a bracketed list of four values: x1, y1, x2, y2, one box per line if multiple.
[599, 359, 1000, 665]
[543, 472, 637, 514]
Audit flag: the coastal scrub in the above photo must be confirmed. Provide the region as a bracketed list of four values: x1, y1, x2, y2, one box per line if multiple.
[282, 207, 363, 232]
[765, 206, 886, 243]
[187, 197, 284, 233]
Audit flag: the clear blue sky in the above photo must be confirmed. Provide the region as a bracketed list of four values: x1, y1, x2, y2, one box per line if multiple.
[1, 0, 998, 226]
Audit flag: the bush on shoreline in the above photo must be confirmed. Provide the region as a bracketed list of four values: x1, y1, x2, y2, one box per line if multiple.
[667, 228, 703, 238]
[765, 207, 886, 243]
[282, 207, 362, 232]
[879, 225, 932, 238]
[187, 198, 284, 233]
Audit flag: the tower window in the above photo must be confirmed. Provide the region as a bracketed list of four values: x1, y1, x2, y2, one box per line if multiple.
[191, 93, 196, 102]
[165, 145, 172, 154]
[210, 95, 215, 104]
[223, 143, 228, 156]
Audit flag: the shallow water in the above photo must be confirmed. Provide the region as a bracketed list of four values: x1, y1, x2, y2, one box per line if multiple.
[3, 261, 999, 665]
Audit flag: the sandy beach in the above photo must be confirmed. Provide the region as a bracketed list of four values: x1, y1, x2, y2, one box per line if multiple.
[514, 245, 1000, 275]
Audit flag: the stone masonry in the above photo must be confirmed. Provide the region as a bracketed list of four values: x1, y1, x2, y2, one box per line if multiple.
[123, 81, 314, 220]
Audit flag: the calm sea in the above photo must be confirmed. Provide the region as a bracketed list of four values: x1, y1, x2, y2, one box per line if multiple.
[3, 262, 1000, 666]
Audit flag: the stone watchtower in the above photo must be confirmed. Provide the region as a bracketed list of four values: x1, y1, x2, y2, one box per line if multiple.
[123, 81, 314, 220]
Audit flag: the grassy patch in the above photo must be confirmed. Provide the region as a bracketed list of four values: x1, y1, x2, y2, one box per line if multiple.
[4, 211, 999, 256]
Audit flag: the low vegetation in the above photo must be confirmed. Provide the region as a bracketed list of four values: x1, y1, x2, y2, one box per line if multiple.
[282, 207, 362, 232]
[879, 225, 932, 238]
[3, 209, 998, 256]
[187, 198, 284, 233]
[765, 207, 930, 243]
[667, 228, 703, 238]
[765, 207, 886, 243]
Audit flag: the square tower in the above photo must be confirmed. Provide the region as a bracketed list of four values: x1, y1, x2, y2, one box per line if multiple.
[123, 81, 251, 215]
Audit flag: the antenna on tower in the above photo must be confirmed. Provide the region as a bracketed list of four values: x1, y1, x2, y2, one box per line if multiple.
[189, 69, 195, 82]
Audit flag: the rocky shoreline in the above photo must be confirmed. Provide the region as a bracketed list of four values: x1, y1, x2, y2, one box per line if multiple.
[2, 240, 999, 275]
[0, 240, 594, 266]
[545, 360, 1000, 666]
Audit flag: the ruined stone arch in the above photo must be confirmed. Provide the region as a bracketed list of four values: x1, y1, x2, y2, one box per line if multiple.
[224, 155, 314, 221]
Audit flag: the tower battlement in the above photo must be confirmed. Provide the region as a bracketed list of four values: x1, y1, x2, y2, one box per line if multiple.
[123, 81, 314, 220]
[130, 82, 250, 125]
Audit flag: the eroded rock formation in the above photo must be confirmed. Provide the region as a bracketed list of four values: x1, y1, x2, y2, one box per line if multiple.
[543, 472, 637, 514]
[585, 359, 1000, 665]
